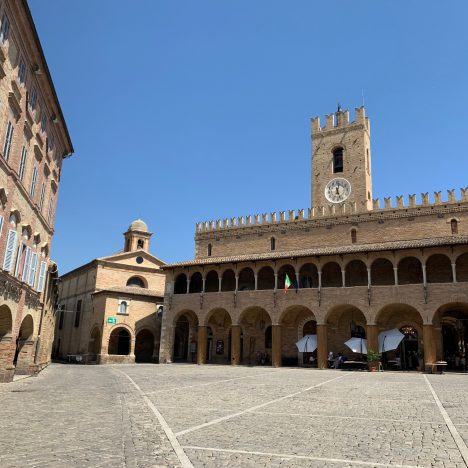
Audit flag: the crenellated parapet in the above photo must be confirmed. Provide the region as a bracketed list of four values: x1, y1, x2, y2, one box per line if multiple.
[196, 188, 468, 234]
[311, 106, 370, 135]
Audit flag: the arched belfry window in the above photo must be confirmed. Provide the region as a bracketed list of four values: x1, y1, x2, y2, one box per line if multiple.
[351, 229, 357, 244]
[333, 147, 343, 173]
[137, 239, 144, 249]
[207, 243, 212, 256]
[270, 237, 276, 251]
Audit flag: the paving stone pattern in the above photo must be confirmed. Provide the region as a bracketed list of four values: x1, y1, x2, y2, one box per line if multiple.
[0, 364, 467, 467]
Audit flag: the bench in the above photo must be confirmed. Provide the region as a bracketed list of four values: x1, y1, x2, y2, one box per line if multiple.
[425, 361, 448, 373]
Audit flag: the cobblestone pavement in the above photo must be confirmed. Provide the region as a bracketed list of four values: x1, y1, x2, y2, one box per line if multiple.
[0, 364, 467, 467]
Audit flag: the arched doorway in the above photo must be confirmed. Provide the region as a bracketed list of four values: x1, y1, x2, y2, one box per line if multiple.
[135, 329, 155, 363]
[206, 308, 232, 364]
[88, 327, 101, 362]
[0, 305, 13, 375]
[173, 311, 198, 362]
[14, 314, 34, 374]
[398, 325, 420, 370]
[108, 328, 131, 355]
[302, 319, 317, 366]
[239, 307, 272, 365]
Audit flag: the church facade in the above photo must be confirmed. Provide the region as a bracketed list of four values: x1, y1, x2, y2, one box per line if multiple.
[54, 220, 166, 364]
[159, 106, 468, 371]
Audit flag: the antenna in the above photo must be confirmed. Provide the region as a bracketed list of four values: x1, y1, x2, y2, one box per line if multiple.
[361, 88, 365, 107]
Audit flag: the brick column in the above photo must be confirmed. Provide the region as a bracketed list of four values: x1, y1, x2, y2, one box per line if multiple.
[272, 325, 281, 367]
[451, 263, 457, 283]
[393, 267, 398, 285]
[254, 275, 258, 291]
[231, 325, 241, 365]
[218, 277, 222, 292]
[366, 324, 379, 354]
[317, 324, 328, 369]
[423, 324, 436, 367]
[197, 326, 207, 365]
[341, 270, 346, 287]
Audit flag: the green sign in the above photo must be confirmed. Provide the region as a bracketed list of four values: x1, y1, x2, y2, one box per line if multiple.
[107, 316, 117, 325]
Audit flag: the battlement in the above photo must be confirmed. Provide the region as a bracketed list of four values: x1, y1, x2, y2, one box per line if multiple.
[196, 188, 468, 234]
[311, 106, 369, 134]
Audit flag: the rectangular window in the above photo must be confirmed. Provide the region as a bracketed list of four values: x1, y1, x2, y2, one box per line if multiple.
[39, 183, 45, 210]
[29, 87, 37, 110]
[0, 14, 9, 43]
[18, 145, 27, 181]
[3, 121, 14, 161]
[74, 300, 82, 327]
[40, 111, 47, 133]
[22, 246, 32, 283]
[58, 308, 64, 330]
[14, 242, 23, 278]
[28, 252, 38, 287]
[47, 197, 54, 224]
[2, 229, 18, 272]
[47, 134, 54, 153]
[18, 57, 26, 84]
[37, 260, 47, 292]
[30, 165, 38, 197]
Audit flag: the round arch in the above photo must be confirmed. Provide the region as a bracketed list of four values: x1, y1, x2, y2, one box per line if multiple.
[221, 269, 236, 292]
[189, 272, 203, 293]
[371, 258, 395, 286]
[238, 267, 255, 291]
[398, 257, 423, 284]
[14, 314, 34, 372]
[205, 308, 232, 363]
[108, 327, 132, 355]
[345, 260, 367, 287]
[257, 266, 275, 290]
[0, 305, 12, 339]
[321, 262, 342, 288]
[174, 273, 187, 294]
[173, 310, 198, 362]
[456, 253, 468, 282]
[126, 276, 147, 288]
[205, 270, 219, 293]
[239, 306, 272, 365]
[277, 264, 296, 290]
[298, 263, 318, 288]
[135, 328, 155, 363]
[426, 254, 452, 283]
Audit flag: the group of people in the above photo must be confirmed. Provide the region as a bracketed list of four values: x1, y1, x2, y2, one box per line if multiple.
[327, 351, 349, 369]
[446, 353, 467, 371]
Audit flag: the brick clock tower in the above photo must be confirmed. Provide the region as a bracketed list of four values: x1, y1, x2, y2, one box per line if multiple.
[311, 106, 373, 211]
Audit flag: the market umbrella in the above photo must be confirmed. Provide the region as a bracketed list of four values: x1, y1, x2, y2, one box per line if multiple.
[344, 337, 368, 354]
[378, 329, 404, 353]
[295, 334, 317, 353]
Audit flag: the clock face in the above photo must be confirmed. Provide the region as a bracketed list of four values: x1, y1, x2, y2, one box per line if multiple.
[325, 178, 352, 203]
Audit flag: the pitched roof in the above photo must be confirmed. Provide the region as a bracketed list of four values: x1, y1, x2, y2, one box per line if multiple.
[162, 235, 468, 269]
[92, 286, 164, 299]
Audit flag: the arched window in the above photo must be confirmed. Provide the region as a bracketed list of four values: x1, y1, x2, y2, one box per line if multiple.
[451, 219, 458, 235]
[351, 229, 357, 244]
[333, 147, 343, 173]
[9, 213, 17, 227]
[207, 243, 212, 256]
[118, 301, 128, 314]
[126, 276, 146, 288]
[137, 239, 144, 249]
[270, 237, 276, 251]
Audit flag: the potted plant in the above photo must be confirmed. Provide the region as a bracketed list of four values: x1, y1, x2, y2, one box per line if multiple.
[412, 349, 424, 370]
[367, 350, 382, 372]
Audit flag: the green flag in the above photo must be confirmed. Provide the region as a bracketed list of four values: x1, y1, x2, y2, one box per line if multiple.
[284, 273, 292, 293]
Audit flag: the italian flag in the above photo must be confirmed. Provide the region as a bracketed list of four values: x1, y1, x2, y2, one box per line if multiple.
[284, 273, 292, 293]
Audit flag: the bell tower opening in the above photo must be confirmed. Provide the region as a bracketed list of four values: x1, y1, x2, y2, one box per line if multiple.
[311, 106, 373, 211]
[123, 219, 152, 253]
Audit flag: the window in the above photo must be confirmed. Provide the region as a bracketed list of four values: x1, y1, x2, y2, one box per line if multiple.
[28, 252, 38, 287]
[58, 308, 64, 330]
[270, 237, 276, 251]
[451, 219, 458, 235]
[47, 134, 55, 153]
[3, 121, 14, 160]
[74, 300, 82, 327]
[2, 229, 18, 272]
[0, 14, 9, 43]
[29, 87, 37, 110]
[137, 239, 144, 249]
[18, 57, 26, 84]
[207, 243, 212, 256]
[332, 147, 344, 173]
[47, 197, 54, 224]
[30, 166, 38, 197]
[40, 111, 47, 133]
[351, 229, 357, 244]
[39, 183, 45, 210]
[18, 146, 27, 182]
[118, 300, 128, 315]
[37, 261, 47, 292]
[126, 276, 145, 288]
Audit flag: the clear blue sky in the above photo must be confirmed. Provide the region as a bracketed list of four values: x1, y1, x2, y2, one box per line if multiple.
[29, 0, 468, 274]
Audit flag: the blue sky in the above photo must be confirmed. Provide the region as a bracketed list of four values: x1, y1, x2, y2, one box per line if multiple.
[29, 0, 468, 273]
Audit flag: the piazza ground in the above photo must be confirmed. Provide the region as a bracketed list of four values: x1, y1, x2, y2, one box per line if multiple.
[0, 364, 467, 467]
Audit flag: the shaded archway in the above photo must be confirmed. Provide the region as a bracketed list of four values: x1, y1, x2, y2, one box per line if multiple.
[173, 310, 198, 362]
[174, 273, 187, 294]
[239, 307, 272, 365]
[108, 328, 131, 355]
[371, 258, 394, 286]
[456, 253, 468, 282]
[126, 276, 147, 288]
[257, 266, 275, 290]
[221, 269, 235, 292]
[434, 303, 468, 370]
[280, 305, 316, 367]
[0, 305, 13, 374]
[189, 272, 203, 293]
[345, 260, 367, 287]
[326, 305, 366, 361]
[135, 329, 155, 363]
[426, 254, 452, 283]
[205, 308, 232, 363]
[205, 270, 219, 293]
[88, 327, 101, 361]
[299, 263, 318, 289]
[14, 314, 34, 374]
[238, 267, 255, 291]
[398, 257, 423, 284]
[322, 262, 342, 287]
[277, 264, 296, 290]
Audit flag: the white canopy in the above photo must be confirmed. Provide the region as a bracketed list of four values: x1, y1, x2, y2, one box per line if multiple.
[378, 329, 404, 353]
[295, 335, 317, 353]
[344, 337, 368, 354]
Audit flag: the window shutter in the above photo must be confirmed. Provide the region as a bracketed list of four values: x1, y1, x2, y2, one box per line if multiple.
[3, 229, 17, 271]
[0, 215, 3, 236]
[14, 242, 23, 277]
[28, 252, 38, 287]
[37, 260, 47, 292]
[23, 247, 32, 282]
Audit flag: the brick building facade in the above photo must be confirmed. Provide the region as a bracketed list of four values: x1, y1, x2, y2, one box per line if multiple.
[0, 0, 73, 382]
[159, 106, 468, 371]
[54, 220, 166, 364]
